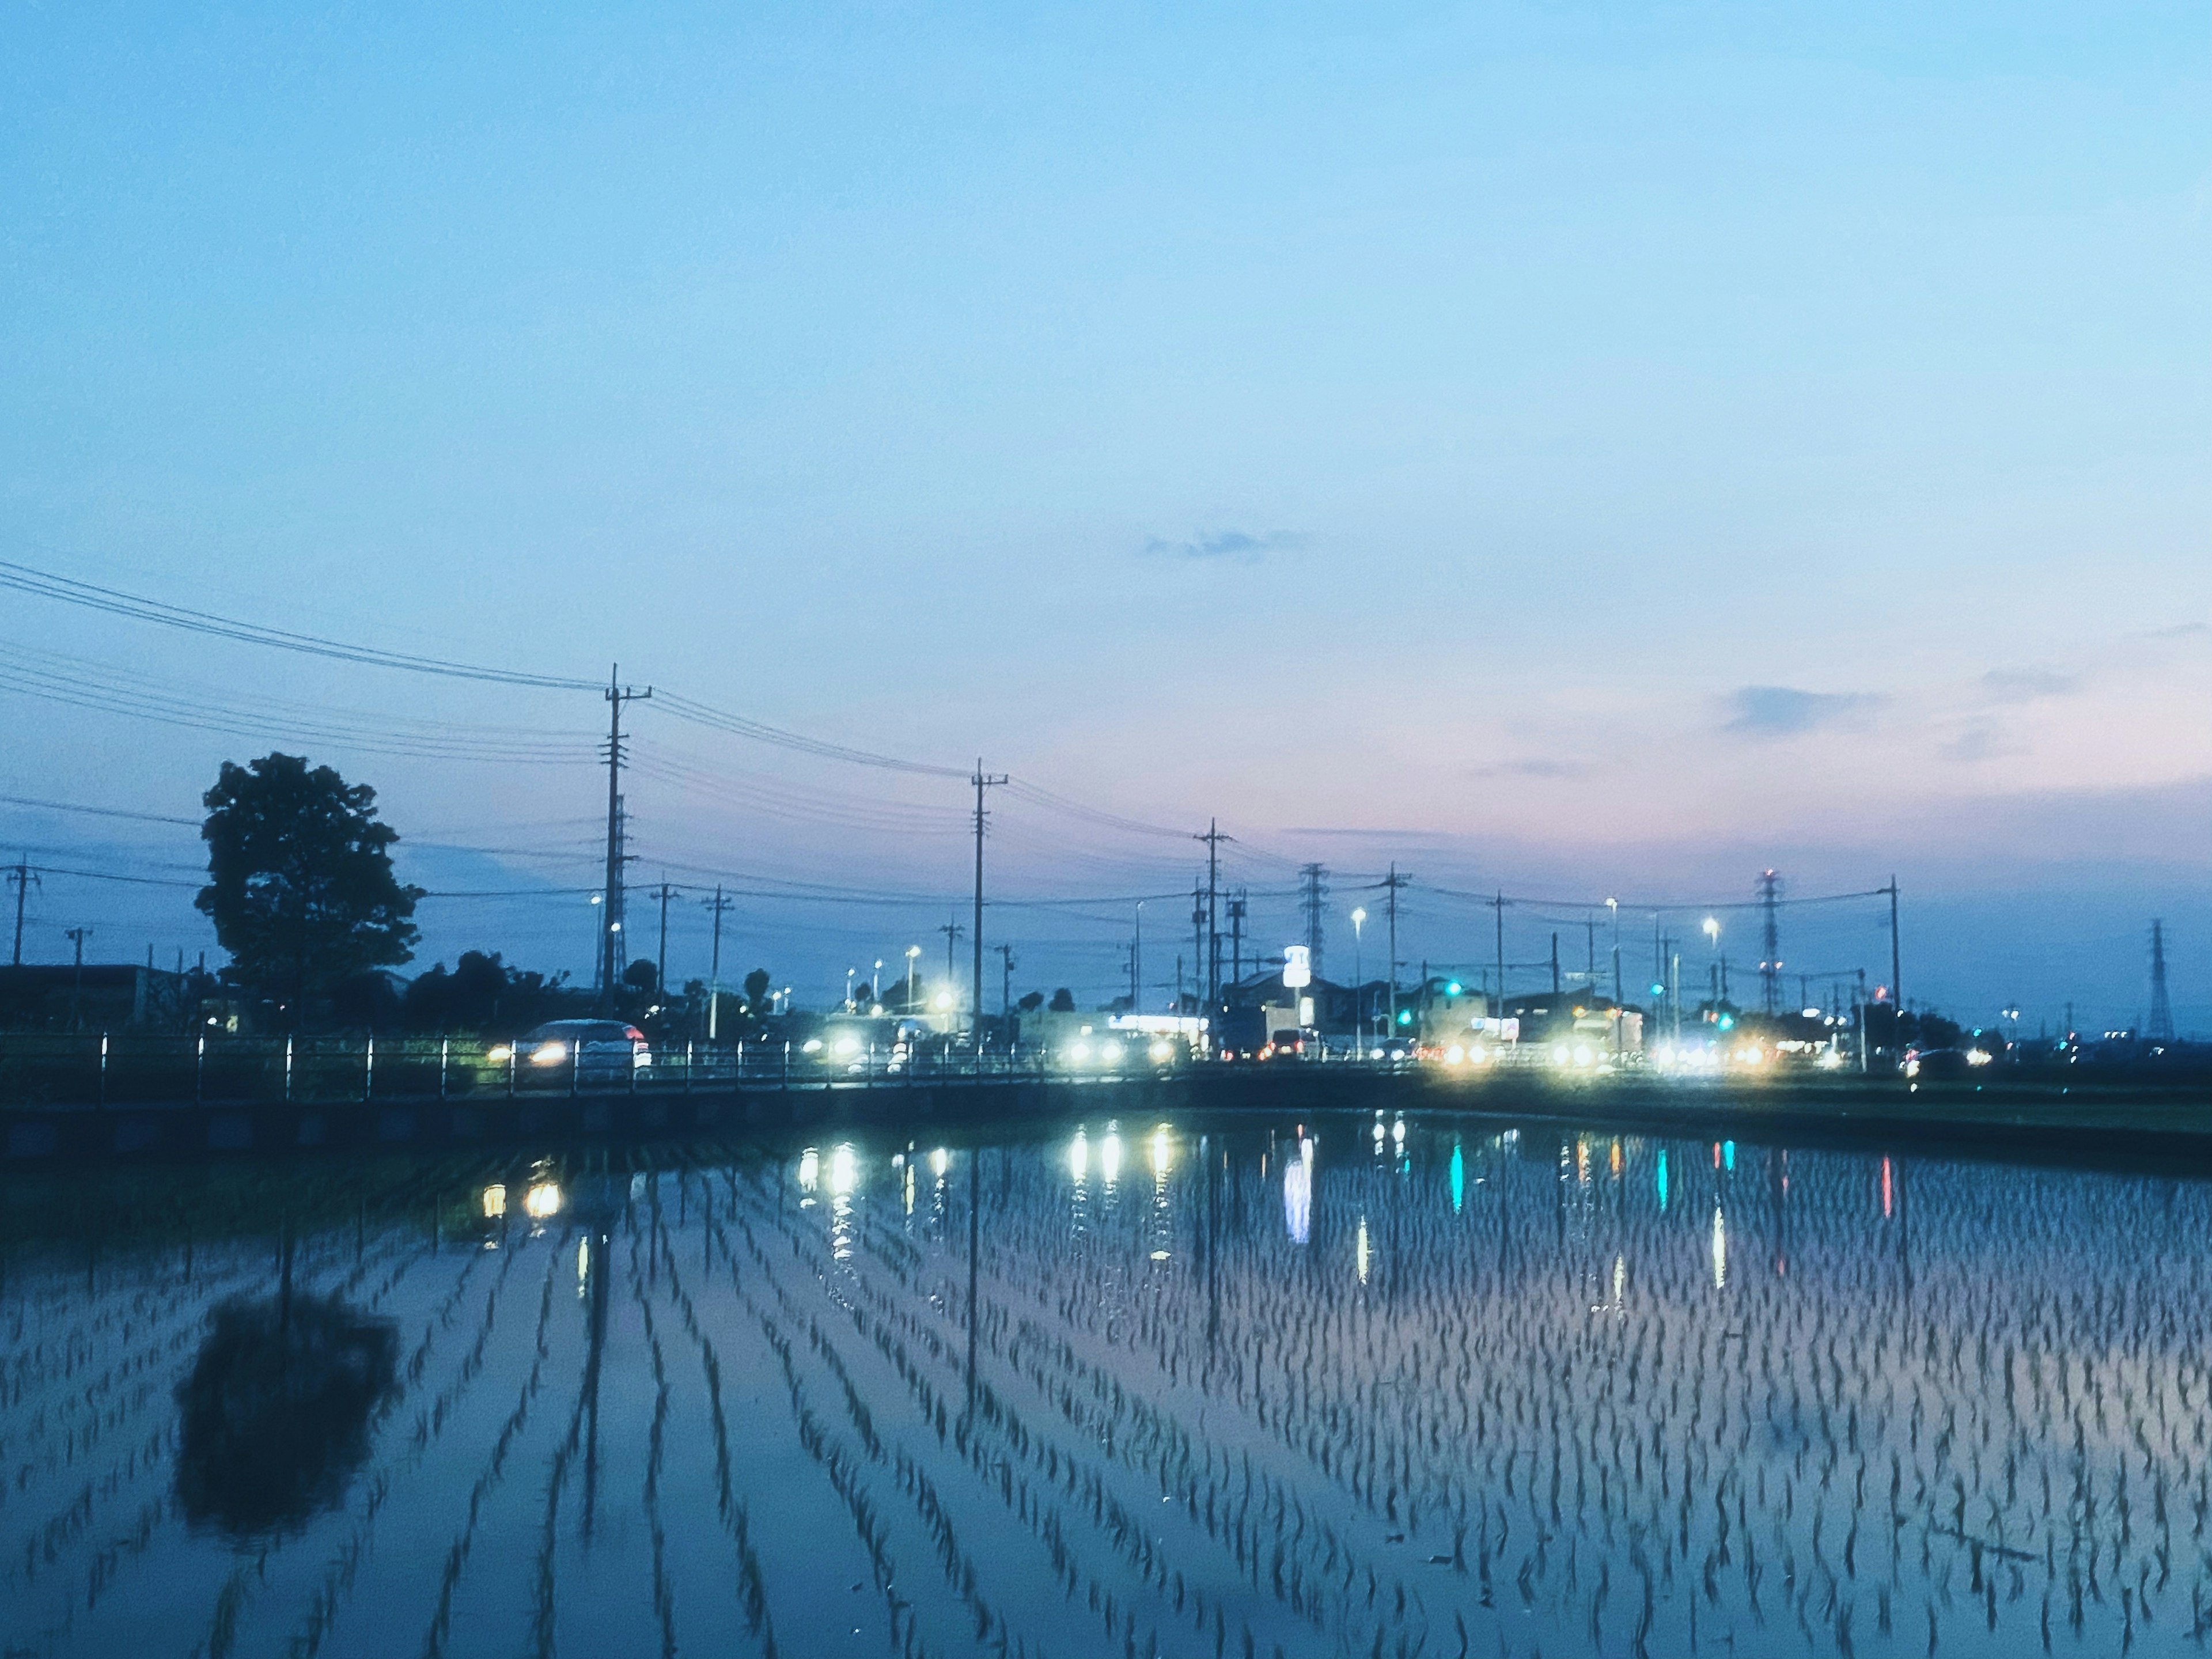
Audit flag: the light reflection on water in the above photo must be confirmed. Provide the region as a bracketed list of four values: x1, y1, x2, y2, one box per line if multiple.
[5, 1115, 2211, 1658]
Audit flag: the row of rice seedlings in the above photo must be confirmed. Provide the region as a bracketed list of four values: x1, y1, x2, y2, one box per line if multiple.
[283, 1235, 526, 1658]
[685, 1166, 1071, 1654]
[420, 1247, 563, 1659]
[623, 1219, 681, 1659]
[7, 1206, 449, 1652]
[645, 1178, 779, 1657]
[721, 1164, 1328, 1659]
[1175, 1132, 2212, 1654]
[173, 1194, 517, 1659]
[734, 1127, 2212, 1658]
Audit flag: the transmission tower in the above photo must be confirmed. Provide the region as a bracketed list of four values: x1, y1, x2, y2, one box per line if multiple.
[1299, 863, 1328, 976]
[1756, 869, 1783, 1016]
[2149, 919, 2176, 1042]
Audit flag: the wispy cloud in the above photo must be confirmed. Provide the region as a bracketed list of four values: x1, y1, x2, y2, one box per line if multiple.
[1722, 685, 1882, 736]
[1143, 528, 1308, 562]
[1941, 723, 2014, 762]
[1982, 666, 2078, 703]
[1474, 758, 1591, 779]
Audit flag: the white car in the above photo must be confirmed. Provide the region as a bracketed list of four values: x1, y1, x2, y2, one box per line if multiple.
[494, 1020, 652, 1081]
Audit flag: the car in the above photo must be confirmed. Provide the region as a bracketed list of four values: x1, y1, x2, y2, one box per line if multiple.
[1260, 1030, 1309, 1062]
[492, 1020, 652, 1082]
[1903, 1047, 1974, 1081]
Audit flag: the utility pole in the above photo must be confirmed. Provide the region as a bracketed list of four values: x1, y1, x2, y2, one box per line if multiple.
[7, 858, 37, 966]
[1381, 863, 1411, 1032]
[702, 884, 733, 1040]
[654, 880, 673, 1005]
[1493, 891, 1507, 1020]
[1758, 869, 1783, 1016]
[1190, 882, 1206, 1012]
[1607, 897, 1622, 1014]
[938, 917, 964, 991]
[971, 762, 1007, 1041]
[1131, 902, 1143, 1012]
[1887, 876, 1902, 1009]
[2149, 919, 2176, 1042]
[1194, 820, 1231, 1002]
[1298, 863, 1328, 978]
[995, 943, 1015, 1019]
[1550, 932, 1560, 995]
[65, 925, 90, 1031]
[600, 666, 651, 1011]
[1227, 892, 1247, 991]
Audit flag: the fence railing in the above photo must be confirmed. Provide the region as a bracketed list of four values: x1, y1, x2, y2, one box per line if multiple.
[0, 1032, 1450, 1109]
[0, 1033, 1039, 1109]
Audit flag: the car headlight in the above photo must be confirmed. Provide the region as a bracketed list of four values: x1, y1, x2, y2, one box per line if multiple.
[531, 1041, 567, 1066]
[487, 1044, 513, 1065]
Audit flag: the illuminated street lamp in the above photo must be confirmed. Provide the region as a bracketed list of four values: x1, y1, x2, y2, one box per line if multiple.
[1351, 908, 1369, 1046]
[1605, 897, 1621, 1051]
[906, 945, 921, 1012]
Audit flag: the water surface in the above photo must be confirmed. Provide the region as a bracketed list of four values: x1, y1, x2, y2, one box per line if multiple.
[4, 1112, 2206, 1657]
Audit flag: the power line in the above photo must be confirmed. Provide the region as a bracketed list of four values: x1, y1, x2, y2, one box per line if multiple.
[0, 791, 199, 827]
[652, 691, 968, 778]
[0, 554, 602, 689]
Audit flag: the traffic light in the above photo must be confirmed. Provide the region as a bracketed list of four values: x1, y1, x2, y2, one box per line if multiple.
[1717, 1013, 1735, 1031]
[1445, 981, 1463, 996]
[1396, 1009, 1413, 1027]
[1649, 982, 1665, 998]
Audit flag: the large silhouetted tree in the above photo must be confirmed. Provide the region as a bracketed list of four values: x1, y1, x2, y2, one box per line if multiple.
[196, 753, 422, 1022]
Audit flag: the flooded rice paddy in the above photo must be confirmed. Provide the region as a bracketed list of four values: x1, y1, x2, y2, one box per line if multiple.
[6, 1112, 2211, 1658]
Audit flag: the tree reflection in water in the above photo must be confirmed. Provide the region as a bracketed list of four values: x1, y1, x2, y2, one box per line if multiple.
[174, 1293, 400, 1538]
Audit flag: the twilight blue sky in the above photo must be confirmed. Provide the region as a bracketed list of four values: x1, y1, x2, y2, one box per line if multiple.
[3, 2, 2208, 1028]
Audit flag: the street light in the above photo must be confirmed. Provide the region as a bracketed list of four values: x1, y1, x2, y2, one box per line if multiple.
[1351, 908, 1368, 1048]
[906, 945, 921, 1012]
[1605, 897, 1621, 1051]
